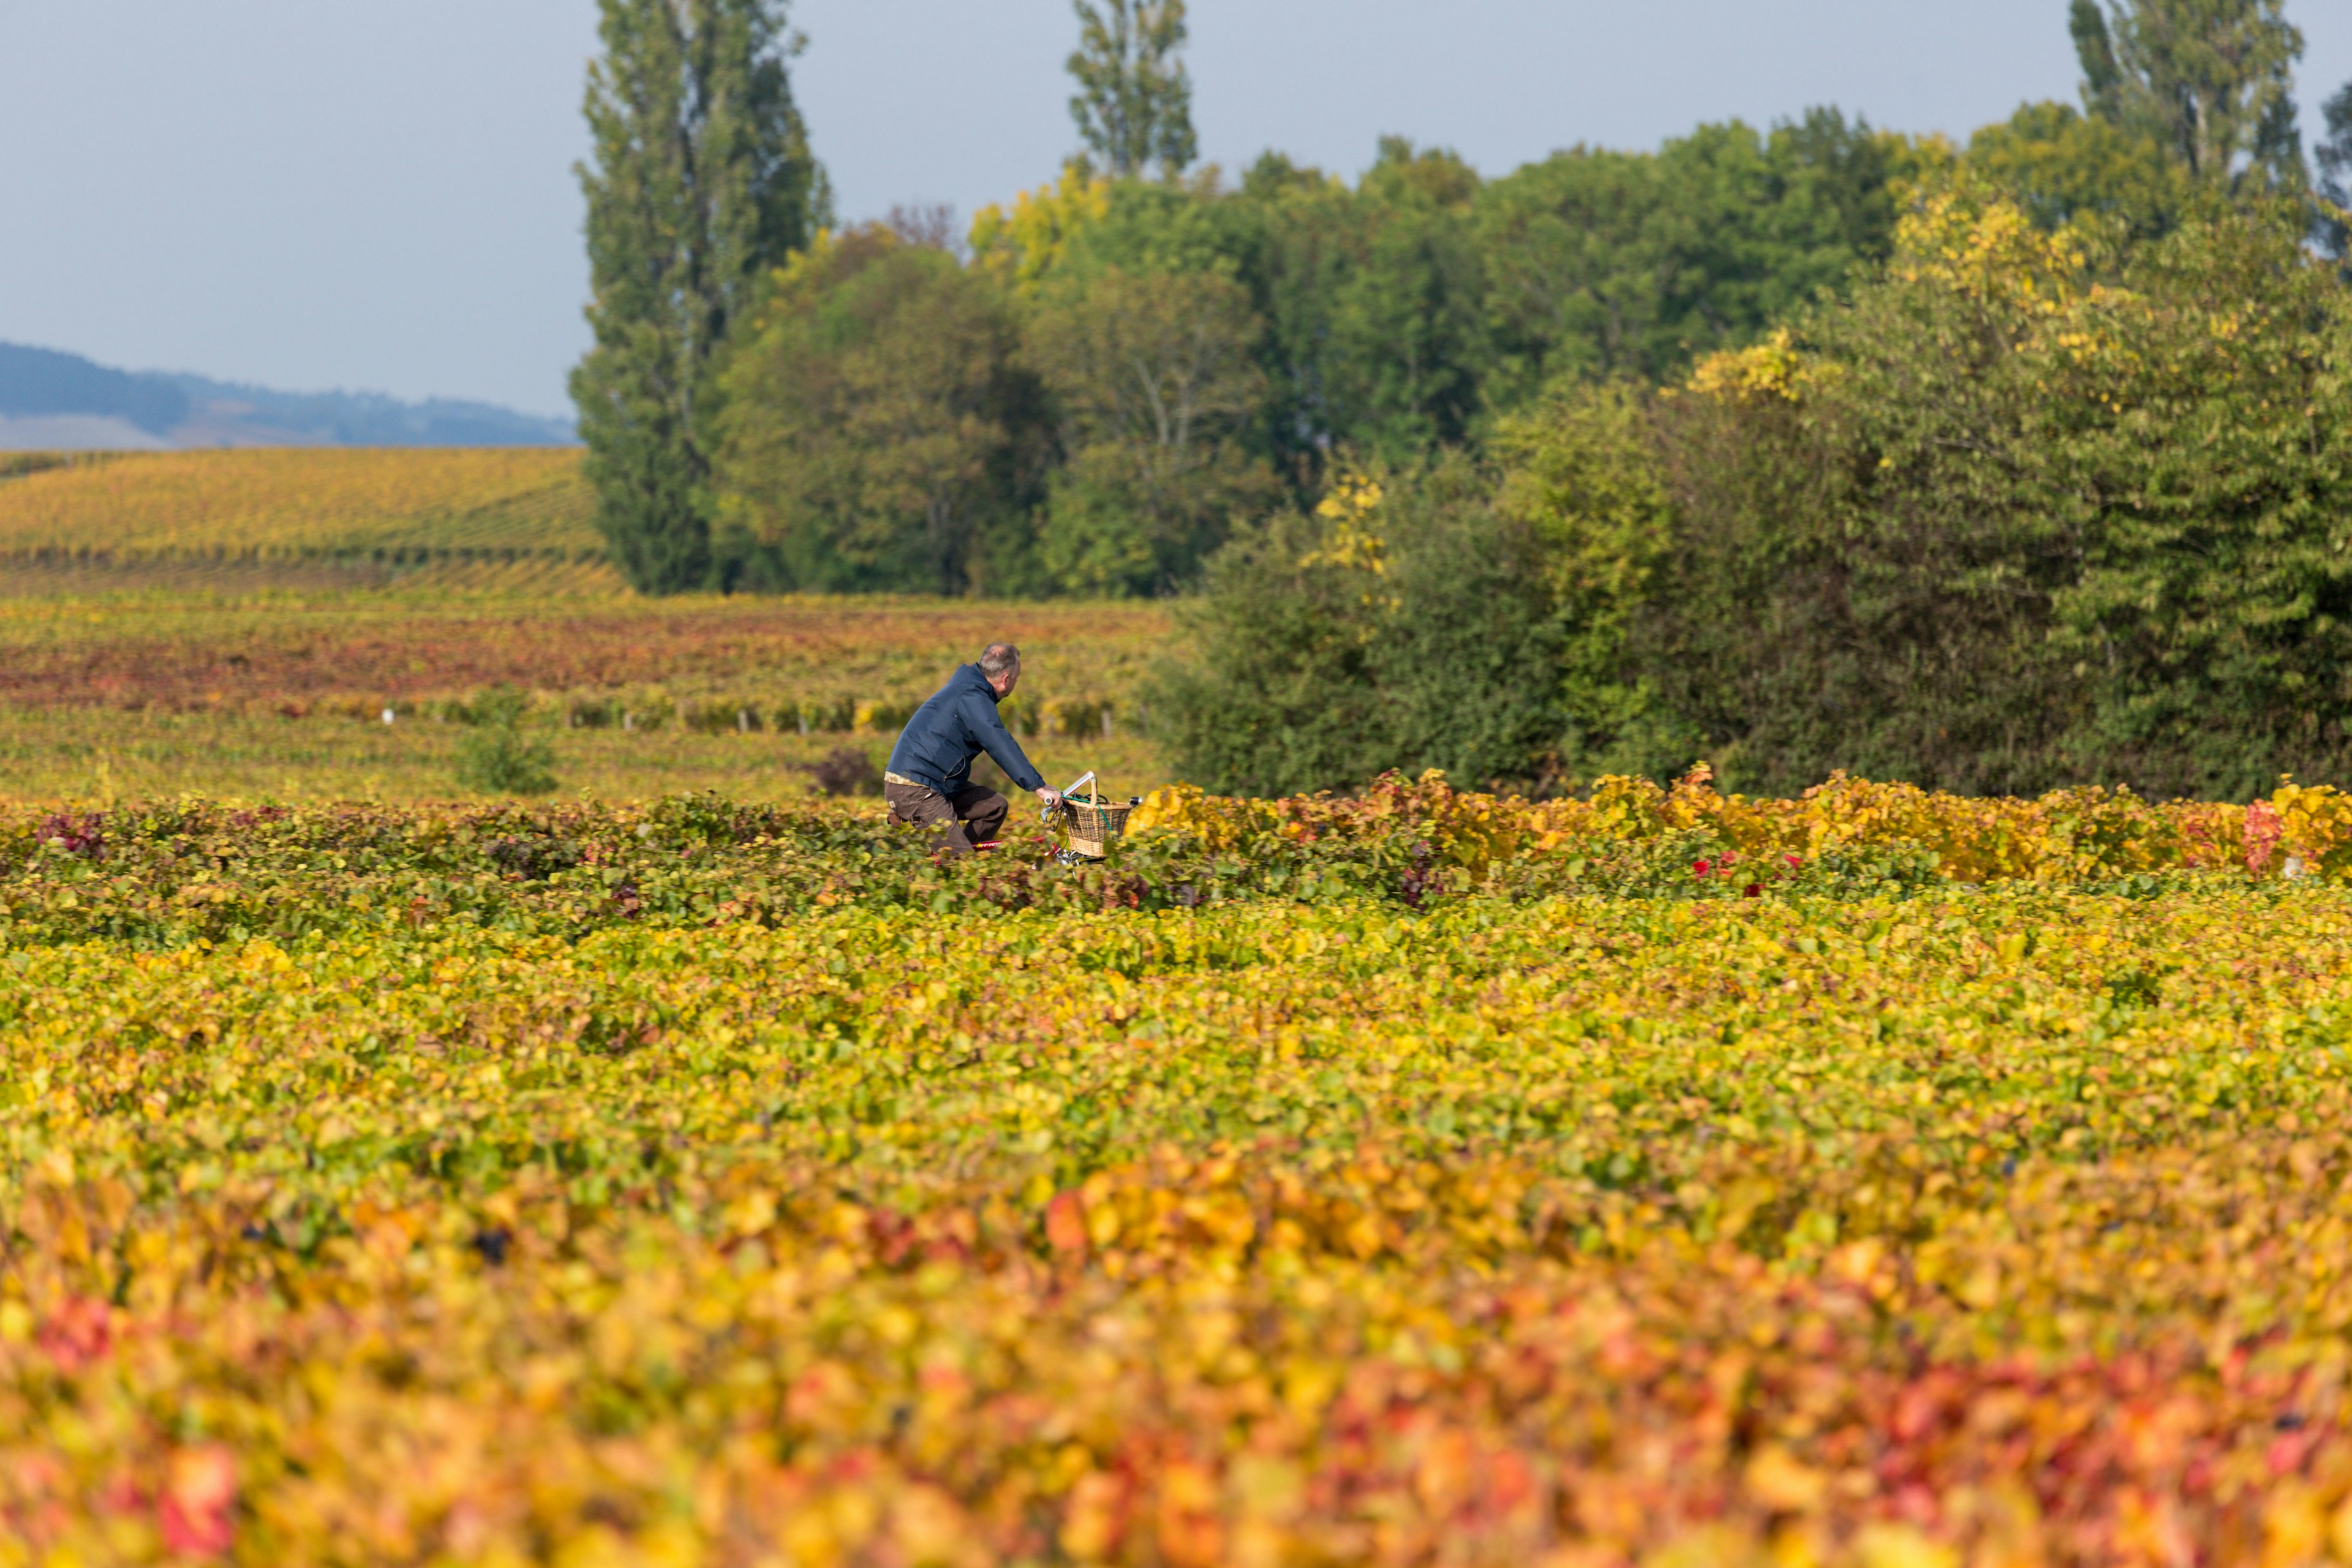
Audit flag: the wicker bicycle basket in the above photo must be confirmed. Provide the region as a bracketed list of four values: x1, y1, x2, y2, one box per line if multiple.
[1055, 774, 1134, 859]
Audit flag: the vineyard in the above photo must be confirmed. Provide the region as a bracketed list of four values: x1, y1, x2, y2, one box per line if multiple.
[0, 447, 1178, 802]
[0, 448, 598, 571]
[0, 589, 1166, 720]
[7, 773, 2352, 1565]
[0, 581, 1175, 803]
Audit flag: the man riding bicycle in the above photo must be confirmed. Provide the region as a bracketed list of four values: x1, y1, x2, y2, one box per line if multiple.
[882, 642, 1063, 854]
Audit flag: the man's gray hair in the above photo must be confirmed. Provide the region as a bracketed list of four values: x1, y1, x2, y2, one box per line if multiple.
[978, 642, 1022, 680]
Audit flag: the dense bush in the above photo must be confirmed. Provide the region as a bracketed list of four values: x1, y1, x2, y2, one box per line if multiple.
[1169, 187, 2352, 802]
[453, 685, 558, 796]
[1487, 379, 1686, 780]
[1153, 464, 1570, 796]
[1643, 192, 2352, 799]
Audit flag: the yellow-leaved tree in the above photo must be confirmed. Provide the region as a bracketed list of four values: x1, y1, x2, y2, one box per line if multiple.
[968, 165, 1113, 296]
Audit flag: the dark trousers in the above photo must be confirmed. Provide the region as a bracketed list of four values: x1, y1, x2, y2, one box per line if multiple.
[885, 780, 1009, 854]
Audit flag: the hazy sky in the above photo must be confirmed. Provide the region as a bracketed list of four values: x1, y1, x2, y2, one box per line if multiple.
[3, 1, 2347, 418]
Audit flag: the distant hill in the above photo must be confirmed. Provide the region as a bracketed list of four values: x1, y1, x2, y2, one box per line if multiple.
[0, 342, 577, 450]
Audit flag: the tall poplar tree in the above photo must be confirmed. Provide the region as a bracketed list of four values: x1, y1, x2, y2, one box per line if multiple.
[2318, 79, 2352, 256]
[2067, 0, 2305, 194]
[572, 0, 827, 594]
[1066, 0, 1197, 179]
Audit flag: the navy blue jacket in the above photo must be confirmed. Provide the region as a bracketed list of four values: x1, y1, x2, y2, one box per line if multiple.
[885, 665, 1046, 796]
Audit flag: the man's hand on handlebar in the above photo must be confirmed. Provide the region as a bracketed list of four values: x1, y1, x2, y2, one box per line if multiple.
[1036, 787, 1063, 809]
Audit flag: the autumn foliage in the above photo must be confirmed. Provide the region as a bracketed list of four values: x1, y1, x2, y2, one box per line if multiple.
[4, 773, 2352, 1564]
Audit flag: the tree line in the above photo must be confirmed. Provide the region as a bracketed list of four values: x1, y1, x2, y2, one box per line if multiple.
[574, 0, 2352, 798]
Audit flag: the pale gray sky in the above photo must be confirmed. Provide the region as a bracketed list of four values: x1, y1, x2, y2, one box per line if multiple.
[2, 1, 2346, 418]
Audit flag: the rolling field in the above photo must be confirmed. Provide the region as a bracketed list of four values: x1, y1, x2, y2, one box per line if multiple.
[0, 584, 1167, 718]
[0, 448, 1175, 801]
[0, 448, 598, 567]
[0, 584, 1175, 803]
[7, 778, 2352, 1565]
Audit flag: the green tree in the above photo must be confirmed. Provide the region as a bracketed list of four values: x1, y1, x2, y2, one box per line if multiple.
[1476, 111, 1905, 402]
[1219, 154, 1362, 483]
[2318, 78, 2352, 255]
[1210, 141, 1491, 467]
[714, 227, 1047, 594]
[2045, 216, 2352, 794]
[2068, 0, 2305, 194]
[572, 0, 827, 595]
[1025, 266, 1273, 594]
[996, 155, 1487, 479]
[1324, 141, 1491, 458]
[1489, 380, 1681, 778]
[1050, 173, 1237, 281]
[1961, 99, 2195, 238]
[1640, 209, 2087, 798]
[1067, 0, 1197, 179]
